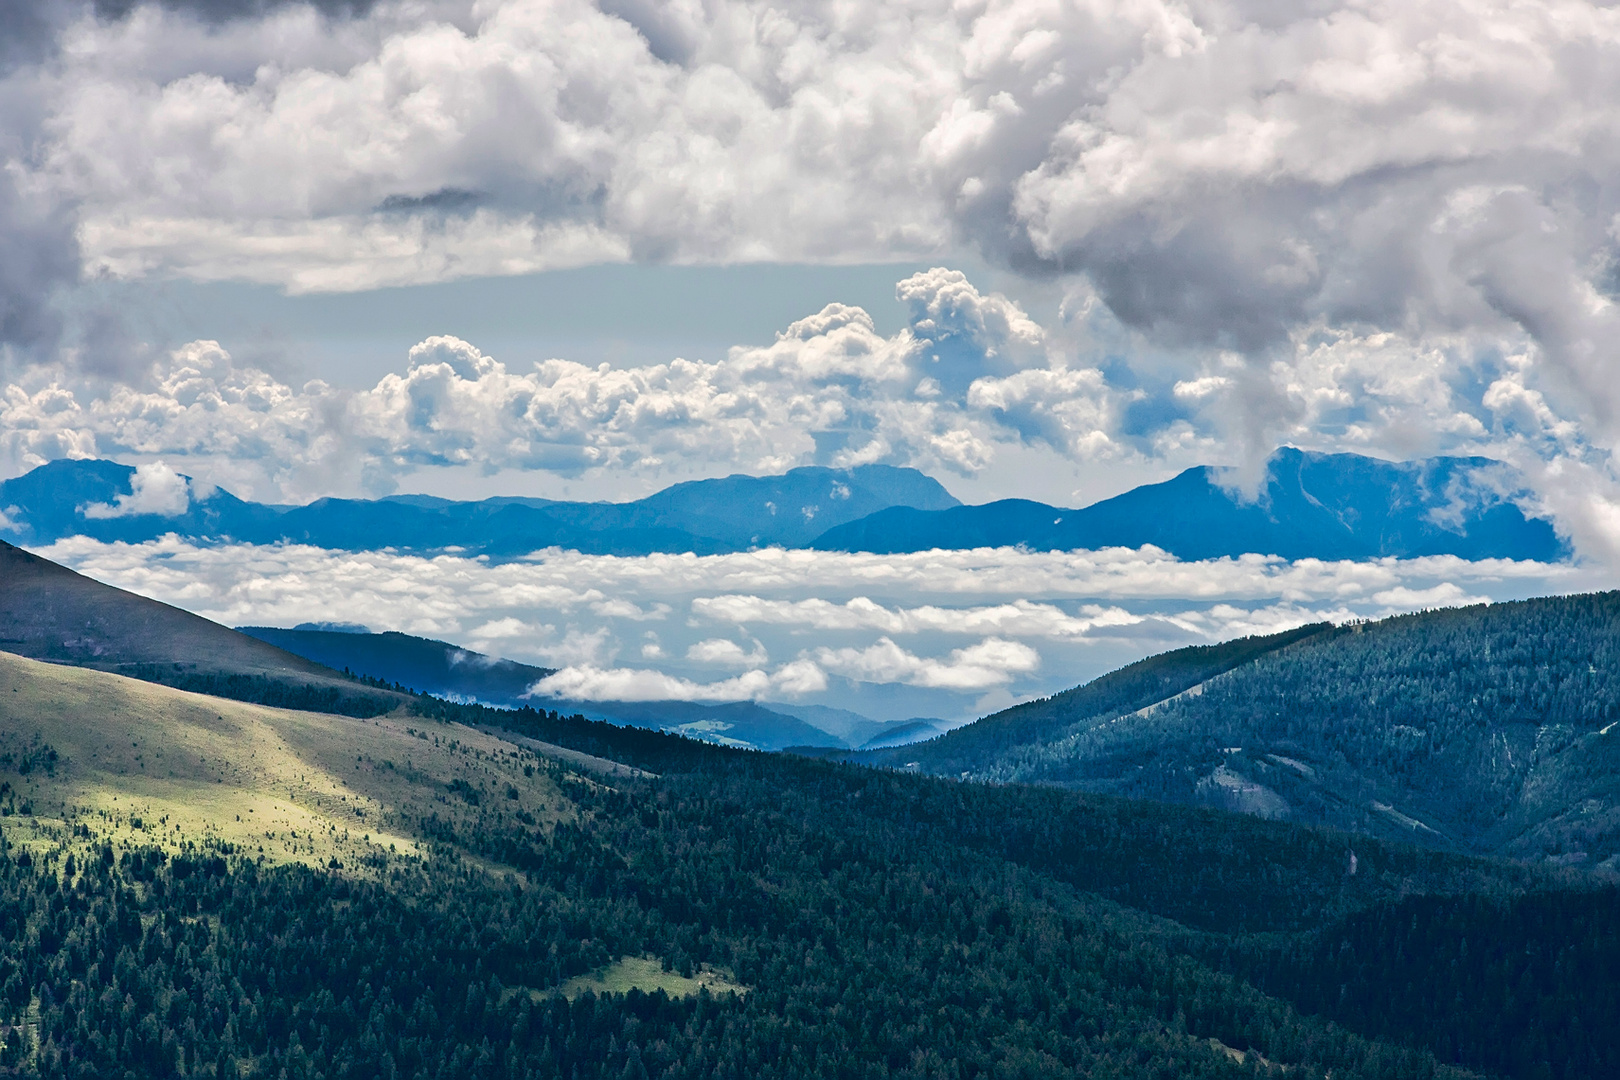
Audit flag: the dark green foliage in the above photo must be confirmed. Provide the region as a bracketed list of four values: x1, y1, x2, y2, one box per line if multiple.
[4, 594, 1617, 1079]
[0, 756, 1483, 1080]
[1222, 887, 1620, 1080]
[121, 666, 400, 718]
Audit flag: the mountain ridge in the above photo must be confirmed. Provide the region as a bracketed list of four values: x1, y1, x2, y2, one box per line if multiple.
[861, 590, 1620, 868]
[0, 460, 959, 556]
[0, 447, 1567, 561]
[815, 447, 1566, 561]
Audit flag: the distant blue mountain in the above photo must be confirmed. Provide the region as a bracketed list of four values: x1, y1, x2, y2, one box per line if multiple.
[0, 460, 959, 556]
[0, 448, 1566, 562]
[236, 625, 909, 751]
[812, 448, 1567, 562]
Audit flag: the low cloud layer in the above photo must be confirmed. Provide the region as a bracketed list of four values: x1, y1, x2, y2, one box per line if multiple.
[38, 536, 1588, 717]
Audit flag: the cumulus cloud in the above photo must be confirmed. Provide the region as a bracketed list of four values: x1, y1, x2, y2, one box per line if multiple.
[80, 459, 191, 518]
[530, 659, 824, 703]
[685, 637, 769, 668]
[0, 268, 1103, 496]
[814, 636, 1040, 690]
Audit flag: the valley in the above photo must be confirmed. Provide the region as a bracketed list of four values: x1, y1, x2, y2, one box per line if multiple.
[0, 541, 1616, 1079]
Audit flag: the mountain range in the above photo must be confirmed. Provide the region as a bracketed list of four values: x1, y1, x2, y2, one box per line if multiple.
[0, 459, 959, 556]
[814, 447, 1567, 561]
[0, 553, 929, 753]
[9, 531, 1617, 867]
[0, 447, 1567, 561]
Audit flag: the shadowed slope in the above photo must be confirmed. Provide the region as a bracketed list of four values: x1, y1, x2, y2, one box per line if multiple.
[0, 539, 405, 713]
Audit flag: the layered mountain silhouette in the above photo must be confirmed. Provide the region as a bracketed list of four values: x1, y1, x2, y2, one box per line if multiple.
[237, 625, 559, 705]
[0, 447, 1569, 560]
[234, 624, 906, 751]
[0, 539, 914, 752]
[816, 447, 1566, 561]
[0, 460, 958, 556]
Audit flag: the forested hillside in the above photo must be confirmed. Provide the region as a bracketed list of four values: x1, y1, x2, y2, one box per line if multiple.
[6, 672, 1618, 1080]
[881, 591, 1620, 867]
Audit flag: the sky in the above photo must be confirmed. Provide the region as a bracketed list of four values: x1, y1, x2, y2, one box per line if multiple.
[5, 0, 1620, 720]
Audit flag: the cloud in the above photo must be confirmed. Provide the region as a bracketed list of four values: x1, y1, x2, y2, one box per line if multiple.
[34, 534, 1593, 711]
[530, 660, 824, 703]
[685, 637, 769, 668]
[814, 636, 1040, 690]
[692, 595, 1143, 639]
[0, 270, 1085, 497]
[0, 0, 1619, 525]
[80, 459, 191, 518]
[1369, 583, 1491, 611]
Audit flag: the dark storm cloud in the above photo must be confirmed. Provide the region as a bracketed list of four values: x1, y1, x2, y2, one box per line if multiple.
[92, 0, 378, 21]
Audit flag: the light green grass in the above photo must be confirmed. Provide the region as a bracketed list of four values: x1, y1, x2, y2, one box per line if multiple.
[0, 650, 572, 875]
[552, 956, 749, 1000]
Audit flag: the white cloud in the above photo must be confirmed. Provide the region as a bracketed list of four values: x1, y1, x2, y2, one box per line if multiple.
[0, 269, 1079, 498]
[33, 535, 1599, 712]
[693, 594, 1143, 639]
[80, 460, 191, 518]
[1370, 583, 1490, 611]
[1, 0, 1620, 534]
[685, 637, 769, 668]
[814, 636, 1040, 690]
[530, 660, 824, 702]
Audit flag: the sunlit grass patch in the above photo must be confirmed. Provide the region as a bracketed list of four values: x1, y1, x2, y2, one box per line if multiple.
[554, 956, 749, 1000]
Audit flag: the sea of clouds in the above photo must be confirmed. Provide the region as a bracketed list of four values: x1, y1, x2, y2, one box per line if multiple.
[41, 535, 1595, 719]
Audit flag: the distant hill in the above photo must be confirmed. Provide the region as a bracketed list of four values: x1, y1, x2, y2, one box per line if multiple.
[866, 591, 1620, 867]
[0, 535, 905, 754]
[237, 626, 557, 706]
[236, 627, 912, 751]
[0, 539, 402, 715]
[565, 699, 843, 752]
[814, 447, 1566, 561]
[0, 460, 959, 556]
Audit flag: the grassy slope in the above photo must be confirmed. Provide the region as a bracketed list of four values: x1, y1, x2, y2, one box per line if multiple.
[0, 651, 570, 874]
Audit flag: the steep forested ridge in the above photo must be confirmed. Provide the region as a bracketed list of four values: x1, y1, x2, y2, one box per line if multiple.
[859, 623, 1333, 777]
[893, 591, 1620, 866]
